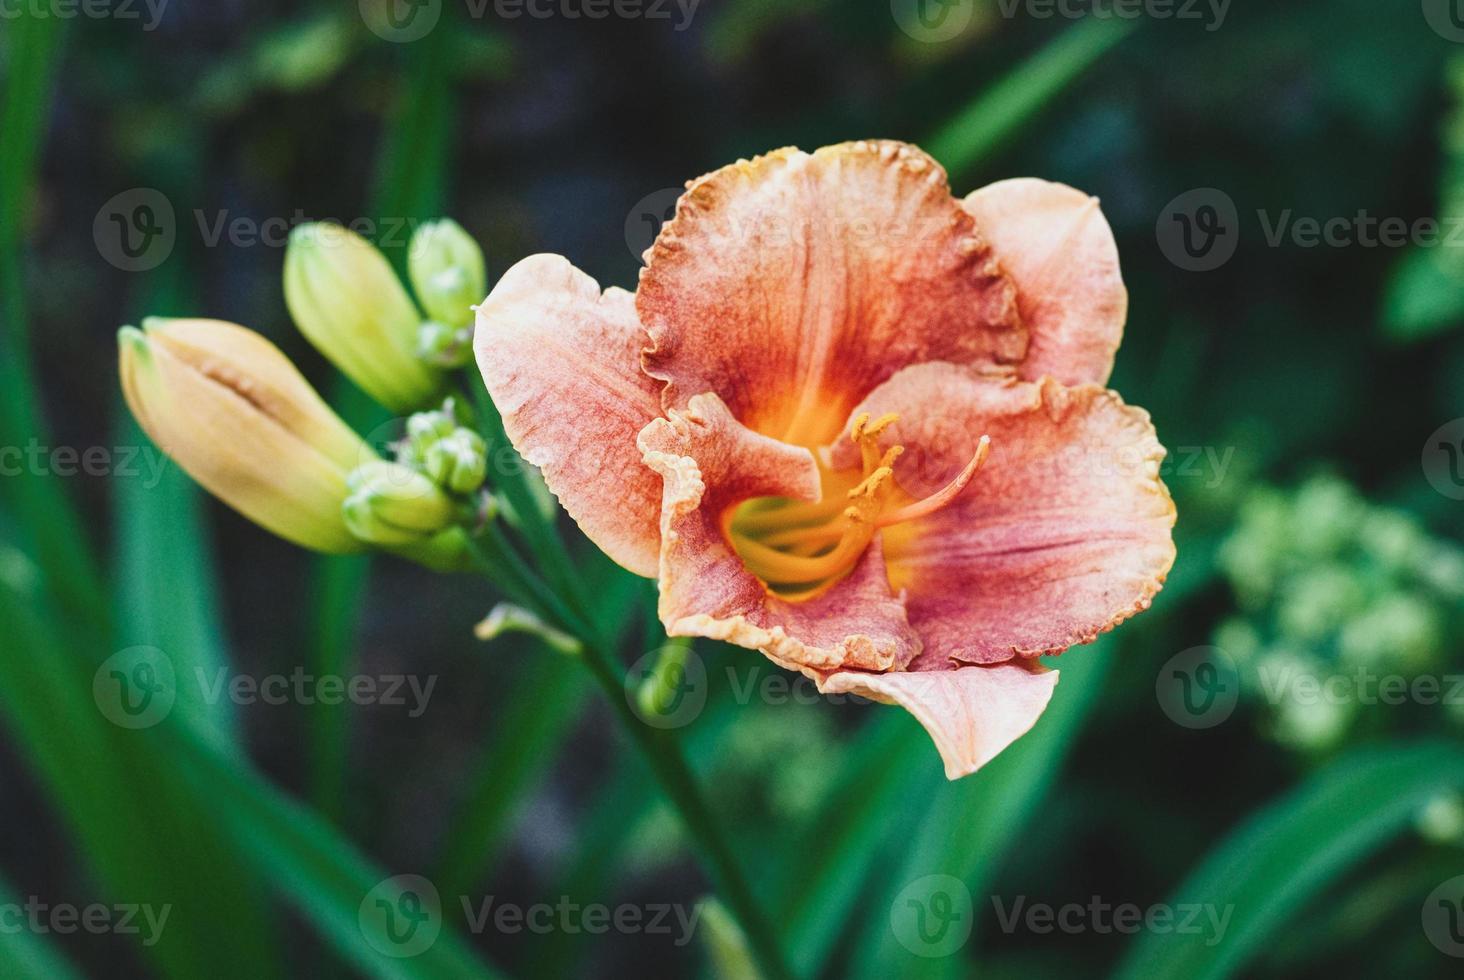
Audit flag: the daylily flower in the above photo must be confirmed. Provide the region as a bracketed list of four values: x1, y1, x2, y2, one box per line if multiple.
[475, 140, 1177, 778]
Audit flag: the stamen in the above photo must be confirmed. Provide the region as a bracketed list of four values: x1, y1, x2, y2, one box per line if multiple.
[726, 411, 990, 602]
[876, 435, 990, 528]
[851, 412, 899, 472]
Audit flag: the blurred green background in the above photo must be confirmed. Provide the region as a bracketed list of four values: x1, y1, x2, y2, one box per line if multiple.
[2, 0, 1463, 977]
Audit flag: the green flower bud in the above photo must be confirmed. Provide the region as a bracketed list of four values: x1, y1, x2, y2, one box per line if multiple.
[409, 219, 486, 328]
[403, 405, 459, 464]
[425, 429, 488, 495]
[342, 461, 456, 545]
[416, 319, 474, 369]
[284, 222, 445, 413]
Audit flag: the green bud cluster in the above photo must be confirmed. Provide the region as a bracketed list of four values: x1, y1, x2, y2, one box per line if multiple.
[341, 396, 492, 551]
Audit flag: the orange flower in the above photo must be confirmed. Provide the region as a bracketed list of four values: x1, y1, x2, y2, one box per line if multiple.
[475, 141, 1176, 778]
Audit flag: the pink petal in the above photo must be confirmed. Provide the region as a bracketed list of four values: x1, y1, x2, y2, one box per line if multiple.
[638, 393, 921, 672]
[964, 178, 1127, 386]
[475, 254, 663, 576]
[839, 362, 1176, 664]
[639, 140, 1026, 447]
[818, 663, 1060, 779]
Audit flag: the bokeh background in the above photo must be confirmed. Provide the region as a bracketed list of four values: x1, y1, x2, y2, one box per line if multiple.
[2, 0, 1463, 977]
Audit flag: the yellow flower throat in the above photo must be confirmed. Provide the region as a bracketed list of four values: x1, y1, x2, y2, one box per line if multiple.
[725, 412, 990, 602]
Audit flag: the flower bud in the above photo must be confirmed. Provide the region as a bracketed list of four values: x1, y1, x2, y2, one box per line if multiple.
[408, 219, 486, 328]
[118, 318, 374, 554]
[424, 429, 488, 495]
[401, 402, 461, 465]
[284, 222, 445, 413]
[416, 319, 474, 369]
[342, 461, 456, 545]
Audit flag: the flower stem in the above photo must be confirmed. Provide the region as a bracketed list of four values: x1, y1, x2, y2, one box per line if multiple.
[464, 532, 794, 980]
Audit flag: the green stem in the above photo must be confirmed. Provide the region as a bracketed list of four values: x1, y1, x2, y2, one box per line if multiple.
[463, 534, 794, 980]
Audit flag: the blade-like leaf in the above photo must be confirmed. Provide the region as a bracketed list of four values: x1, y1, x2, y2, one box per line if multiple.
[1114, 740, 1464, 980]
[0, 873, 84, 980]
[0, 11, 106, 623]
[852, 642, 1113, 980]
[929, 16, 1136, 178]
[773, 713, 943, 977]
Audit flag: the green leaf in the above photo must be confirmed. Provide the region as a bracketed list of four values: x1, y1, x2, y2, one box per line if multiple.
[1113, 740, 1464, 980]
[113, 412, 236, 745]
[928, 16, 1137, 178]
[0, 577, 501, 980]
[0, 873, 84, 980]
[0, 11, 107, 625]
[166, 714, 502, 980]
[432, 655, 590, 896]
[852, 642, 1113, 980]
[772, 713, 942, 977]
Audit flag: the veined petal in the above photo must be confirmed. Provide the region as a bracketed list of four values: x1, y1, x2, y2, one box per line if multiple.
[475, 254, 664, 577]
[639, 140, 1025, 447]
[963, 178, 1126, 386]
[839, 363, 1176, 664]
[816, 662, 1059, 779]
[638, 393, 921, 672]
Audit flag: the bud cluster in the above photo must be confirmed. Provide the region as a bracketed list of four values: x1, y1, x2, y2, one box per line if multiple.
[342, 398, 492, 548]
[119, 216, 492, 573]
[284, 218, 486, 410]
